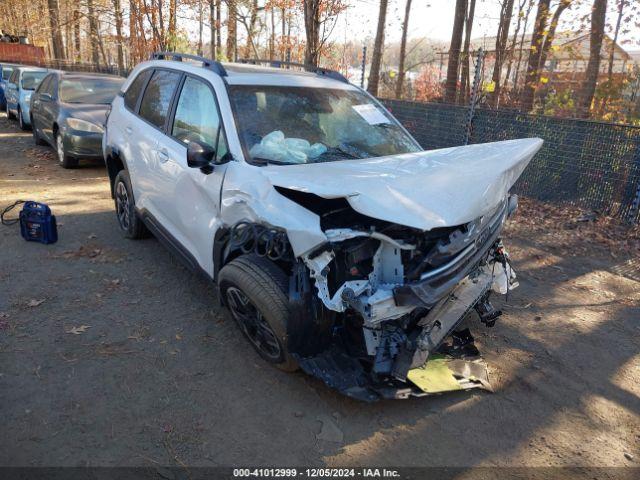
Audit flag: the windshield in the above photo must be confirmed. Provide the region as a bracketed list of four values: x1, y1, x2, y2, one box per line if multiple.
[60, 77, 124, 104]
[2, 67, 13, 81]
[228, 85, 420, 165]
[21, 72, 47, 90]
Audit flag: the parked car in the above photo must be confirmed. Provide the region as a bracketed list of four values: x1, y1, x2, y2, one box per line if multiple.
[0, 62, 17, 109]
[5, 66, 48, 129]
[30, 71, 124, 168]
[103, 53, 542, 401]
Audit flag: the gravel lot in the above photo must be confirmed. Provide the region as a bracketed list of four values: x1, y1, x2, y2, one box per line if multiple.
[1, 111, 638, 471]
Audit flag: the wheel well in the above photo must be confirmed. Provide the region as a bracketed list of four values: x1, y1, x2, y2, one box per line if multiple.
[106, 154, 125, 198]
[53, 123, 59, 136]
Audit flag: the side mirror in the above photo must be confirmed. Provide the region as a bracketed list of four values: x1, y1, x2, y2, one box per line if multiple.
[187, 141, 216, 174]
[40, 93, 52, 101]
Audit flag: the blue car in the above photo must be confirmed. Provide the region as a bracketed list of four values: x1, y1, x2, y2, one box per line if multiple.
[0, 63, 17, 110]
[5, 66, 49, 130]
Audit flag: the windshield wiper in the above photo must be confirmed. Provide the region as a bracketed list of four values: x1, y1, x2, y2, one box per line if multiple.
[250, 157, 300, 166]
[325, 144, 362, 160]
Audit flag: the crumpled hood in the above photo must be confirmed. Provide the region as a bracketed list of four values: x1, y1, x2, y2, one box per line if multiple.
[262, 138, 543, 230]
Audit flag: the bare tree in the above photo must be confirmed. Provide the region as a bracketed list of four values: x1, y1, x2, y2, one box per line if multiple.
[445, 0, 467, 103]
[113, 0, 125, 70]
[227, 0, 237, 60]
[578, 0, 607, 117]
[490, 0, 515, 106]
[87, 0, 101, 65]
[367, 0, 388, 96]
[395, 0, 412, 99]
[47, 0, 66, 60]
[607, 0, 625, 80]
[210, 0, 217, 58]
[521, 0, 551, 111]
[458, 0, 476, 104]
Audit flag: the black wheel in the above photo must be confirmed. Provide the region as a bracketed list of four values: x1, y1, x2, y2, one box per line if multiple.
[18, 107, 29, 130]
[32, 118, 46, 145]
[113, 169, 147, 239]
[218, 255, 298, 372]
[6, 102, 15, 120]
[56, 133, 78, 168]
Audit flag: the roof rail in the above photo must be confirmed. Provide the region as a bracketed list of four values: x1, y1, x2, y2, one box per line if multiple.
[238, 58, 349, 84]
[151, 51, 227, 77]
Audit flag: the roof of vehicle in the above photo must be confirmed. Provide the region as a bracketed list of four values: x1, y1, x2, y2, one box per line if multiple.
[15, 66, 49, 73]
[146, 52, 354, 89]
[55, 71, 125, 81]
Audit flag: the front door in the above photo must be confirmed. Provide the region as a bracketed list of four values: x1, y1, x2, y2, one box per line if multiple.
[152, 75, 230, 275]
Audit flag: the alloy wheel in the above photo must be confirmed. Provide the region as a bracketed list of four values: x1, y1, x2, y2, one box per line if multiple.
[115, 181, 130, 231]
[225, 286, 282, 360]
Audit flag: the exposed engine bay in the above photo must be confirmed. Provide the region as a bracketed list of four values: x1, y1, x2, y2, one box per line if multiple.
[224, 191, 519, 401]
[217, 138, 543, 401]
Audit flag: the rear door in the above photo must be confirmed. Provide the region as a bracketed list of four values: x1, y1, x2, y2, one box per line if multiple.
[31, 74, 51, 133]
[152, 74, 231, 274]
[38, 75, 58, 143]
[6, 70, 18, 111]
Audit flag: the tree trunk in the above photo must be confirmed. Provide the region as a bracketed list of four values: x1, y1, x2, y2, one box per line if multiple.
[512, 0, 534, 93]
[503, 0, 527, 95]
[113, 0, 125, 71]
[168, 0, 177, 50]
[226, 0, 237, 61]
[367, 0, 389, 96]
[395, 0, 412, 99]
[578, 0, 607, 118]
[303, 0, 321, 67]
[87, 0, 100, 66]
[210, 0, 216, 59]
[269, 6, 275, 60]
[521, 0, 551, 111]
[73, 8, 81, 62]
[458, 0, 476, 104]
[216, 0, 222, 56]
[445, 0, 467, 103]
[47, 0, 66, 60]
[198, 0, 204, 56]
[537, 0, 571, 81]
[607, 0, 624, 80]
[491, 0, 515, 106]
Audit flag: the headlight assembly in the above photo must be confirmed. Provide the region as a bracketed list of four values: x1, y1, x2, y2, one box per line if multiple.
[66, 118, 104, 134]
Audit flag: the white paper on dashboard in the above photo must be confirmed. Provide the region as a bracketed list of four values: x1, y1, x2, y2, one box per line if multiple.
[352, 104, 391, 125]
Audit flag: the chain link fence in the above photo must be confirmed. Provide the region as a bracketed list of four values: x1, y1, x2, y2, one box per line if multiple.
[383, 98, 640, 224]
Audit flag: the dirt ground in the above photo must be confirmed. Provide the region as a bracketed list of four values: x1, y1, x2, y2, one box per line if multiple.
[1, 111, 638, 471]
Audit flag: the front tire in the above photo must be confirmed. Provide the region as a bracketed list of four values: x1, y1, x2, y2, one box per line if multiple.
[56, 133, 78, 168]
[113, 169, 147, 239]
[219, 255, 299, 372]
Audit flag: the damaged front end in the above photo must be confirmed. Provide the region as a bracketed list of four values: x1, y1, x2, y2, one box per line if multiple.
[286, 194, 519, 401]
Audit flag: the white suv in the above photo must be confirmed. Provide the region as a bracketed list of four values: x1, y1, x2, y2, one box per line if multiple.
[103, 53, 542, 401]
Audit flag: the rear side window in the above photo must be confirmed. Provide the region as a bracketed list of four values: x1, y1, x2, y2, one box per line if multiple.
[139, 70, 181, 129]
[124, 69, 151, 111]
[2, 67, 13, 80]
[36, 75, 51, 94]
[9, 70, 18, 85]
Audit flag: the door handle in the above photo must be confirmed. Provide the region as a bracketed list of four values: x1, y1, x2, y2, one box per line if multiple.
[125, 126, 133, 135]
[157, 148, 169, 163]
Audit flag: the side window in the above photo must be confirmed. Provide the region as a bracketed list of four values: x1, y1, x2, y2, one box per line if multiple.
[172, 77, 225, 156]
[124, 69, 151, 112]
[9, 70, 18, 85]
[36, 75, 51, 94]
[139, 70, 181, 129]
[48, 76, 58, 98]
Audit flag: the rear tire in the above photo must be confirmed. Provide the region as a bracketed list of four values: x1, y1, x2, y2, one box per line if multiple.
[6, 102, 15, 120]
[219, 255, 299, 372]
[18, 107, 29, 130]
[56, 133, 78, 168]
[113, 169, 147, 239]
[32, 118, 46, 145]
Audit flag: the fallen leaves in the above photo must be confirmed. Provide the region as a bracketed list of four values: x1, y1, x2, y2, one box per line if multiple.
[66, 325, 91, 335]
[27, 299, 46, 308]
